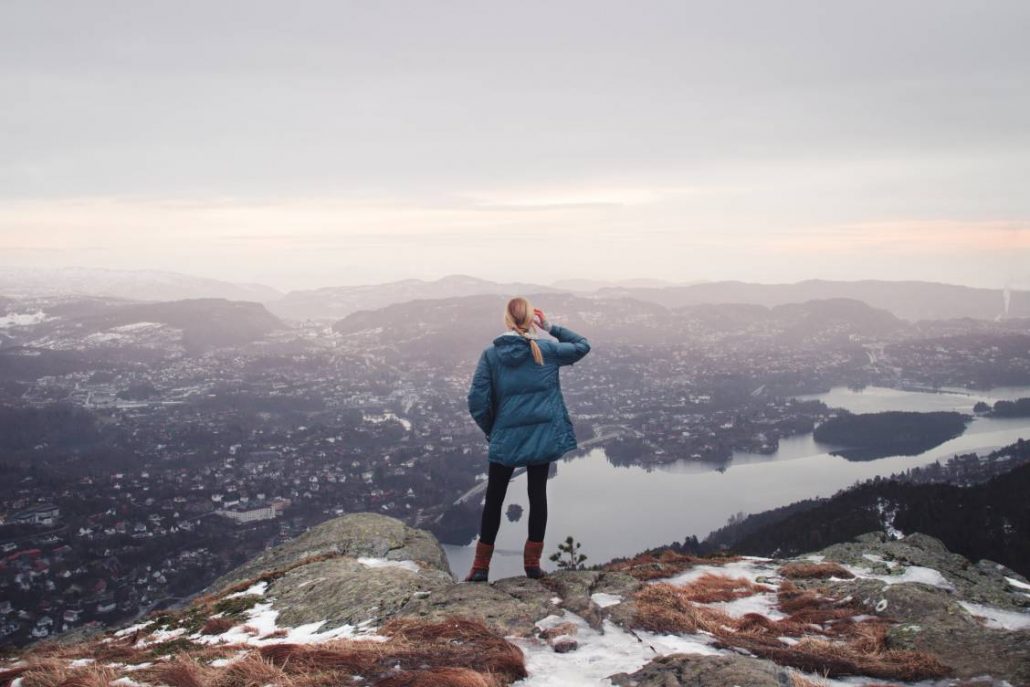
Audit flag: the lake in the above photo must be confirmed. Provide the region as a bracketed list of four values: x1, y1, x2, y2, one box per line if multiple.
[443, 385, 1030, 580]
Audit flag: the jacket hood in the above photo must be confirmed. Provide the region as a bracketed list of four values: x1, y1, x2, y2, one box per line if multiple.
[492, 332, 533, 366]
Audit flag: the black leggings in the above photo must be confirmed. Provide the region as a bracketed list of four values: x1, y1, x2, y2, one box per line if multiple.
[478, 461, 549, 545]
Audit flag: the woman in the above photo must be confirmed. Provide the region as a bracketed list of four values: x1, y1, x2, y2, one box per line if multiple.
[464, 296, 591, 582]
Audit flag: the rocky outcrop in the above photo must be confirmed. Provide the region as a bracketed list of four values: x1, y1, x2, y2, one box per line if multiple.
[6, 515, 1030, 687]
[200, 516, 1030, 684]
[207, 511, 451, 590]
[813, 532, 1030, 685]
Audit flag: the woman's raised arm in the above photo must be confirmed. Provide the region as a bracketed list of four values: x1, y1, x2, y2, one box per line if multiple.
[549, 324, 591, 366]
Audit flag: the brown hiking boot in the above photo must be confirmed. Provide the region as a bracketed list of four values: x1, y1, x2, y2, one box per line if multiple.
[464, 540, 494, 582]
[524, 539, 545, 579]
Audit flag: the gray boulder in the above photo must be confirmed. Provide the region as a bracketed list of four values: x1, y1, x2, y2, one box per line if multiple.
[207, 512, 451, 593]
[609, 653, 794, 687]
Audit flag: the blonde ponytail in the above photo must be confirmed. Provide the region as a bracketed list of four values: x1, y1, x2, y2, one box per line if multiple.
[527, 337, 544, 365]
[503, 296, 545, 366]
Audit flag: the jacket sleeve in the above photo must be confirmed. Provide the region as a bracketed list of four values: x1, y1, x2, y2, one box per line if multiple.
[549, 324, 591, 366]
[467, 350, 495, 437]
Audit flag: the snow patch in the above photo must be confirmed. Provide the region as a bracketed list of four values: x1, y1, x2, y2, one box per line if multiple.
[590, 592, 622, 608]
[138, 627, 186, 646]
[194, 600, 383, 647]
[357, 557, 420, 573]
[511, 610, 718, 687]
[958, 601, 1030, 631]
[1004, 576, 1030, 592]
[663, 558, 779, 587]
[0, 311, 48, 328]
[704, 592, 787, 621]
[875, 498, 904, 539]
[114, 621, 154, 637]
[225, 581, 267, 598]
[843, 564, 953, 590]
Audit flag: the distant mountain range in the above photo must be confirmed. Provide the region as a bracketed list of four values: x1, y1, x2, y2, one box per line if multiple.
[331, 292, 908, 365]
[2, 267, 1026, 322]
[598, 279, 1027, 321]
[0, 266, 281, 303]
[266, 275, 565, 321]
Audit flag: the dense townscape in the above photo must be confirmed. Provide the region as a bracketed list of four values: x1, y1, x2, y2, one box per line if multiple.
[1, 282, 1029, 647]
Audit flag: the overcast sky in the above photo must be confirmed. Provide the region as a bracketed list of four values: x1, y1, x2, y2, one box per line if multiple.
[1, 1, 1027, 290]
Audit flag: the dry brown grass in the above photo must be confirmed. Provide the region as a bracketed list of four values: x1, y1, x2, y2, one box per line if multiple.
[213, 653, 295, 687]
[632, 583, 741, 635]
[376, 667, 502, 687]
[10, 659, 120, 687]
[678, 572, 774, 603]
[777, 580, 843, 614]
[778, 562, 855, 580]
[256, 617, 526, 686]
[201, 617, 238, 635]
[632, 579, 949, 682]
[788, 673, 828, 687]
[602, 549, 741, 581]
[140, 654, 216, 687]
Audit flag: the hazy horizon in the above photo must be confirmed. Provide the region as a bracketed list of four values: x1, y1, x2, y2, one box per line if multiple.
[2, 1, 1028, 291]
[2, 263, 1027, 296]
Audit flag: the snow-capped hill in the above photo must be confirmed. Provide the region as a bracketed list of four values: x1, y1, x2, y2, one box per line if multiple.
[2, 515, 1028, 686]
[1, 297, 283, 352]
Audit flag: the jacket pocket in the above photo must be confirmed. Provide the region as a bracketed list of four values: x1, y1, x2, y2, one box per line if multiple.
[490, 428, 511, 462]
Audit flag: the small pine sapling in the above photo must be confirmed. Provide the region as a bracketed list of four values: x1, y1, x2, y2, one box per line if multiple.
[549, 535, 588, 570]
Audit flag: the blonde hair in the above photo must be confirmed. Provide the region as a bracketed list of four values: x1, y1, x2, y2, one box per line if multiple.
[504, 296, 544, 365]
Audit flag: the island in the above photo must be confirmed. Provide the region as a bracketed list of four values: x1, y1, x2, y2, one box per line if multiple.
[986, 397, 1030, 418]
[813, 410, 970, 461]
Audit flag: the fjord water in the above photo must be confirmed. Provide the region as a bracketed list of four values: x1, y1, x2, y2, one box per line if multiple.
[444, 385, 1030, 580]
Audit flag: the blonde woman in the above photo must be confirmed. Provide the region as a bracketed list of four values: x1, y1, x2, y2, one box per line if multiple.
[464, 297, 591, 582]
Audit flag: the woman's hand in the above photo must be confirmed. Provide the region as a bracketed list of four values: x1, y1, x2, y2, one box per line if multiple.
[533, 308, 551, 332]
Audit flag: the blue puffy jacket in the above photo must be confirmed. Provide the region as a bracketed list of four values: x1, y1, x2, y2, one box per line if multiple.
[467, 324, 591, 467]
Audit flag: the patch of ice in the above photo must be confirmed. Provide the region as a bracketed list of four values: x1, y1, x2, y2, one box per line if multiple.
[69, 658, 95, 667]
[196, 601, 384, 647]
[357, 557, 420, 573]
[114, 621, 154, 637]
[843, 564, 953, 590]
[958, 601, 1030, 631]
[511, 610, 719, 687]
[120, 663, 153, 672]
[550, 596, 562, 605]
[703, 592, 787, 621]
[590, 592, 622, 608]
[1004, 576, 1030, 592]
[803, 554, 825, 563]
[138, 627, 186, 646]
[225, 581, 267, 599]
